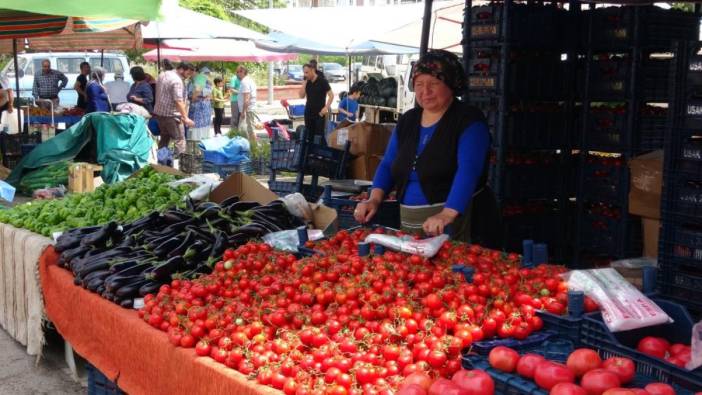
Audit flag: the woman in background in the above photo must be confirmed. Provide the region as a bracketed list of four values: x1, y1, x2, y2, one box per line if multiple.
[86, 67, 110, 113]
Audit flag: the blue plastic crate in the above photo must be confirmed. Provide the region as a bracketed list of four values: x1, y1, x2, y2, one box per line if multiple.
[289, 104, 305, 117]
[580, 297, 702, 390]
[471, 331, 558, 356]
[201, 160, 252, 179]
[270, 139, 303, 172]
[86, 363, 123, 395]
[202, 150, 246, 165]
[268, 180, 323, 202]
[303, 142, 349, 179]
[537, 310, 582, 344]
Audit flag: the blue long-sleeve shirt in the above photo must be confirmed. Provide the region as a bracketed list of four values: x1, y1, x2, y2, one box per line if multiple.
[86, 82, 110, 113]
[372, 122, 490, 213]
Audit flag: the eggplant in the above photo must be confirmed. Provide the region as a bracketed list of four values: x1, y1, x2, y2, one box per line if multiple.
[185, 196, 196, 212]
[106, 274, 145, 293]
[73, 276, 82, 286]
[227, 201, 261, 216]
[119, 299, 134, 309]
[96, 285, 106, 295]
[161, 209, 191, 224]
[80, 222, 119, 247]
[87, 277, 107, 292]
[235, 223, 268, 238]
[208, 231, 227, 260]
[81, 269, 110, 287]
[153, 236, 183, 258]
[110, 262, 153, 278]
[198, 205, 222, 220]
[146, 233, 176, 250]
[55, 235, 81, 253]
[150, 256, 184, 281]
[115, 279, 150, 299]
[77, 260, 112, 278]
[160, 218, 197, 235]
[195, 201, 221, 212]
[61, 245, 92, 265]
[219, 195, 240, 208]
[139, 281, 163, 297]
[167, 231, 194, 258]
[185, 225, 215, 243]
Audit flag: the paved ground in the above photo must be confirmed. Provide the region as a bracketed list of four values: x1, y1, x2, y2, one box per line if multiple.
[0, 328, 84, 395]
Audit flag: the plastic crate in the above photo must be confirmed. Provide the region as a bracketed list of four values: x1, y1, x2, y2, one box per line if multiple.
[488, 103, 572, 150]
[270, 139, 303, 172]
[1, 153, 20, 169]
[288, 104, 305, 118]
[201, 160, 252, 179]
[471, 331, 557, 356]
[179, 153, 202, 174]
[469, 56, 569, 100]
[660, 220, 702, 261]
[322, 196, 400, 230]
[581, 155, 628, 201]
[469, 3, 570, 48]
[639, 110, 669, 151]
[202, 150, 244, 165]
[0, 131, 41, 157]
[587, 105, 628, 150]
[537, 311, 583, 344]
[584, 6, 699, 50]
[303, 142, 349, 179]
[268, 180, 323, 202]
[580, 297, 702, 390]
[579, 56, 671, 101]
[86, 363, 124, 395]
[579, 206, 642, 258]
[250, 156, 271, 175]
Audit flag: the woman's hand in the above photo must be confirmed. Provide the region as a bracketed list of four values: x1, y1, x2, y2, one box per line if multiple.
[354, 199, 380, 224]
[423, 208, 459, 236]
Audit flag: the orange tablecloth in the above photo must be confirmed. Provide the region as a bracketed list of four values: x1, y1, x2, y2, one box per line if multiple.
[39, 246, 280, 395]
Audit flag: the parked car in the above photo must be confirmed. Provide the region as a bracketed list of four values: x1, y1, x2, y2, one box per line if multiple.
[1, 52, 132, 107]
[320, 63, 346, 82]
[286, 64, 303, 82]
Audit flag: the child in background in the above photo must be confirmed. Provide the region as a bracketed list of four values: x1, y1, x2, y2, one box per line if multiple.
[212, 77, 229, 136]
[337, 86, 361, 122]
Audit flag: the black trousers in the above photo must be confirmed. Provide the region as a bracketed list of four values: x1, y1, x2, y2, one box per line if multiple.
[303, 112, 325, 144]
[213, 108, 224, 135]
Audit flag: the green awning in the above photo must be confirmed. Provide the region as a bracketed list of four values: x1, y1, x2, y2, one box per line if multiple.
[0, 0, 162, 21]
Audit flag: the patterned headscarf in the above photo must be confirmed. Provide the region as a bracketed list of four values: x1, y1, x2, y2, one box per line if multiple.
[411, 49, 466, 96]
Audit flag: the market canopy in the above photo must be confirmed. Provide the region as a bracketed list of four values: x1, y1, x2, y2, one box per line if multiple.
[235, 2, 444, 49]
[142, 4, 263, 42]
[0, 0, 161, 21]
[255, 31, 417, 56]
[143, 39, 297, 62]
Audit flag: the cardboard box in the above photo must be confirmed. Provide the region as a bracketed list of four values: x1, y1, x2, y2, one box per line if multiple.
[349, 154, 383, 181]
[209, 172, 338, 235]
[642, 217, 660, 258]
[0, 165, 10, 180]
[628, 150, 663, 219]
[327, 122, 392, 156]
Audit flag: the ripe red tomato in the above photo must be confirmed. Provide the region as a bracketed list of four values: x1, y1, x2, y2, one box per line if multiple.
[516, 353, 545, 379]
[194, 340, 211, 356]
[580, 369, 621, 395]
[602, 357, 635, 385]
[400, 372, 433, 391]
[644, 383, 676, 395]
[601, 389, 639, 395]
[488, 346, 520, 373]
[550, 383, 587, 395]
[428, 378, 468, 395]
[669, 343, 689, 356]
[451, 369, 495, 395]
[637, 337, 670, 359]
[534, 361, 576, 390]
[398, 384, 427, 395]
[566, 348, 602, 377]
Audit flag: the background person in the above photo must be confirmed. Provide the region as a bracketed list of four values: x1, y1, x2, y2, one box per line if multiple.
[104, 71, 130, 109]
[85, 67, 110, 113]
[187, 67, 213, 141]
[299, 63, 333, 143]
[74, 62, 90, 110]
[32, 59, 68, 108]
[337, 85, 361, 122]
[127, 66, 154, 113]
[153, 61, 195, 155]
[212, 77, 229, 136]
[353, 50, 500, 246]
[237, 66, 258, 146]
[229, 73, 240, 130]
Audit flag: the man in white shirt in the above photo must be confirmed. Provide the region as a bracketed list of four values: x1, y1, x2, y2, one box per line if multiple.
[104, 71, 130, 109]
[237, 65, 257, 147]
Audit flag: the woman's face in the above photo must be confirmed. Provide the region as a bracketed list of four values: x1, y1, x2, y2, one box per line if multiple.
[414, 73, 453, 112]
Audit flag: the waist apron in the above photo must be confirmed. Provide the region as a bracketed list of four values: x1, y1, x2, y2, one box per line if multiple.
[399, 186, 502, 248]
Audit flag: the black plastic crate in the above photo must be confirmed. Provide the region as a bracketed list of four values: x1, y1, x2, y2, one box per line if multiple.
[584, 6, 699, 50]
[495, 103, 572, 149]
[581, 154, 628, 201]
[268, 180, 323, 202]
[469, 3, 570, 48]
[0, 131, 41, 157]
[639, 106, 669, 151]
[86, 363, 124, 395]
[501, 202, 567, 259]
[323, 196, 400, 230]
[587, 104, 628, 149]
[579, 205, 642, 257]
[269, 139, 303, 172]
[303, 142, 349, 179]
[657, 262, 702, 319]
[202, 160, 252, 179]
[663, 176, 702, 219]
[469, 57, 569, 100]
[1, 153, 21, 169]
[660, 220, 702, 261]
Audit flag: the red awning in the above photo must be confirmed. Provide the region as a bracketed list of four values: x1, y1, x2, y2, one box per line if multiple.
[143, 39, 296, 62]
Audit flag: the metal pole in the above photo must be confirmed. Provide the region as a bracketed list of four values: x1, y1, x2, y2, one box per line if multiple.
[419, 0, 434, 56]
[157, 39, 161, 73]
[348, 55, 352, 91]
[100, 49, 104, 67]
[12, 39, 21, 132]
[267, 0, 274, 105]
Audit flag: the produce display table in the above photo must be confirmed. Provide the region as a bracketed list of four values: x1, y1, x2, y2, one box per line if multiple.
[39, 246, 281, 395]
[0, 223, 52, 356]
[27, 115, 83, 128]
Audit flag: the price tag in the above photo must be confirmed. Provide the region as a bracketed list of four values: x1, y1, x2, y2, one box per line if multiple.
[133, 298, 145, 310]
[471, 25, 497, 37]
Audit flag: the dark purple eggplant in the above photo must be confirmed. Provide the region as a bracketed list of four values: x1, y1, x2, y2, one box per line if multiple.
[153, 236, 183, 258]
[219, 195, 240, 208]
[226, 201, 261, 216]
[149, 256, 184, 280]
[139, 281, 162, 297]
[80, 222, 119, 247]
[115, 279, 150, 299]
[119, 299, 134, 308]
[167, 231, 194, 258]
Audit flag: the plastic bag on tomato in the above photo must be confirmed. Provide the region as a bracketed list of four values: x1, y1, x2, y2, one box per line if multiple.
[562, 268, 672, 332]
[364, 233, 449, 258]
[689, 320, 702, 370]
[262, 229, 325, 252]
[280, 193, 313, 223]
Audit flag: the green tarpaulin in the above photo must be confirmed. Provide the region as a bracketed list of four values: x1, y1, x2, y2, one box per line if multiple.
[6, 113, 154, 186]
[0, 0, 162, 21]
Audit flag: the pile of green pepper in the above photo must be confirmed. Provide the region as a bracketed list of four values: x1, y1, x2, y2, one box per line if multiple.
[0, 166, 193, 236]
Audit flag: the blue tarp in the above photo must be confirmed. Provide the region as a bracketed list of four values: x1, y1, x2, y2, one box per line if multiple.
[198, 135, 250, 165]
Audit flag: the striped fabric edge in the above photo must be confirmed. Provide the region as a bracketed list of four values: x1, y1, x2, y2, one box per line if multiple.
[0, 14, 67, 38]
[72, 17, 137, 33]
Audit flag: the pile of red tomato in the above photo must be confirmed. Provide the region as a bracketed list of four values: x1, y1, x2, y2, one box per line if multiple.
[137, 228, 586, 394]
[487, 346, 701, 395]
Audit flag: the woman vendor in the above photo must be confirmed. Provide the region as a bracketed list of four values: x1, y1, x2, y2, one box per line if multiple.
[354, 50, 501, 246]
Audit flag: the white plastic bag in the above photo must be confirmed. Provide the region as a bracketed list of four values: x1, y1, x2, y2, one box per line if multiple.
[364, 233, 449, 258]
[262, 229, 325, 252]
[0, 110, 22, 134]
[0, 179, 15, 202]
[167, 174, 220, 201]
[688, 320, 702, 370]
[564, 268, 672, 332]
[280, 193, 313, 223]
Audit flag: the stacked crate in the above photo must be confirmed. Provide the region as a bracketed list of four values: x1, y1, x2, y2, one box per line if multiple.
[658, 41, 702, 317]
[465, 1, 576, 261]
[573, 5, 699, 267]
